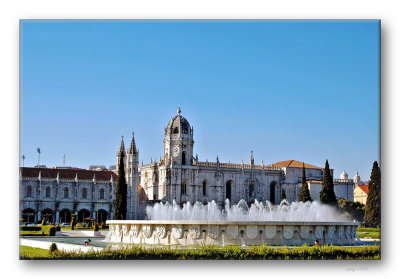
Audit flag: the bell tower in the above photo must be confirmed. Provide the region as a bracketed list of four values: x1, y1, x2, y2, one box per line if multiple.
[163, 107, 194, 166]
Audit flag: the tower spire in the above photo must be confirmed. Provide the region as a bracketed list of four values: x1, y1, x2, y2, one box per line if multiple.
[119, 135, 125, 155]
[177, 106, 181, 115]
[128, 131, 137, 154]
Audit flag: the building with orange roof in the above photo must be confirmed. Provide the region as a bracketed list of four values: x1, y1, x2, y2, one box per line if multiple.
[354, 184, 369, 204]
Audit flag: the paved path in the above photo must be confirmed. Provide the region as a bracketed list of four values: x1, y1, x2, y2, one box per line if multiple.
[20, 238, 104, 252]
[56, 230, 108, 237]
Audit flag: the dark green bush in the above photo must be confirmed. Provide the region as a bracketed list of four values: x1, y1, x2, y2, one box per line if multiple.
[93, 223, 99, 231]
[41, 225, 57, 236]
[55, 225, 61, 231]
[20, 226, 42, 231]
[49, 243, 58, 254]
[42, 244, 380, 260]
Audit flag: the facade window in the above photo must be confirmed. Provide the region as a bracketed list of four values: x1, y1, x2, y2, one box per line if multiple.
[64, 187, 69, 199]
[26, 186, 32, 197]
[270, 181, 276, 204]
[82, 187, 87, 199]
[249, 183, 254, 197]
[202, 180, 207, 196]
[45, 187, 50, 198]
[100, 188, 105, 199]
[181, 183, 187, 195]
[226, 181, 232, 201]
[182, 151, 186, 165]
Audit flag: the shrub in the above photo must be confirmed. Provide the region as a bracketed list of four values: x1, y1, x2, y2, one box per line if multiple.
[55, 224, 61, 231]
[20, 226, 42, 231]
[49, 243, 58, 254]
[41, 217, 46, 226]
[41, 225, 57, 236]
[93, 223, 99, 232]
[41, 244, 381, 260]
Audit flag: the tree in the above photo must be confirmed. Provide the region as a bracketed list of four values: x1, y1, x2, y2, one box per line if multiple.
[280, 188, 286, 202]
[364, 161, 381, 227]
[319, 159, 337, 206]
[298, 163, 312, 202]
[114, 151, 128, 220]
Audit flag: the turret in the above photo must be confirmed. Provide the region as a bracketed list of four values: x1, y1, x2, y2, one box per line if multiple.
[163, 107, 194, 166]
[354, 170, 360, 184]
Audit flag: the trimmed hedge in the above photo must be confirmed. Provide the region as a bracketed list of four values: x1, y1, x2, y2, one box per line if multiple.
[20, 226, 42, 231]
[29, 244, 381, 260]
[41, 225, 57, 236]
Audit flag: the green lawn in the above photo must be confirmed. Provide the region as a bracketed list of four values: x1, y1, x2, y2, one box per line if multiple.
[356, 228, 381, 239]
[20, 245, 50, 259]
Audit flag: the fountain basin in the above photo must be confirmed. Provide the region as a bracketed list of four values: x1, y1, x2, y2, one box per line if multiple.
[106, 220, 359, 246]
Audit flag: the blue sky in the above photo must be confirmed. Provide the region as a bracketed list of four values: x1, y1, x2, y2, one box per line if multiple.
[20, 20, 380, 180]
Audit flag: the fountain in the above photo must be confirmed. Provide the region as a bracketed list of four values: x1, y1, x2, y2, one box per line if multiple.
[106, 199, 360, 246]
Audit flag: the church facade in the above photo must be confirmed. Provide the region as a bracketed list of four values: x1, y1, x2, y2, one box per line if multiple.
[133, 108, 354, 218]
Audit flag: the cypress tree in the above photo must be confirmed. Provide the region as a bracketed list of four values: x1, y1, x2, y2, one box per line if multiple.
[319, 159, 337, 206]
[114, 151, 128, 220]
[299, 163, 312, 202]
[280, 188, 286, 202]
[364, 161, 381, 227]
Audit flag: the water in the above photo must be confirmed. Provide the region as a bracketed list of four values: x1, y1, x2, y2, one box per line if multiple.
[146, 199, 349, 222]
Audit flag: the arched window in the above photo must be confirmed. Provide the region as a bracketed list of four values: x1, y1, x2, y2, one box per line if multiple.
[270, 181, 277, 204]
[82, 187, 87, 199]
[100, 188, 105, 199]
[182, 151, 186, 165]
[26, 186, 32, 197]
[45, 187, 50, 198]
[249, 183, 254, 198]
[64, 187, 69, 198]
[202, 180, 207, 196]
[226, 181, 232, 201]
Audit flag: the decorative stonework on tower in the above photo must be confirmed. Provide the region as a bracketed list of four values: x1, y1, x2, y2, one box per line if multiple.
[163, 107, 194, 166]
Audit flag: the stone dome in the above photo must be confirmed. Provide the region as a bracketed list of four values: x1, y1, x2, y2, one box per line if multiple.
[340, 170, 348, 180]
[165, 107, 191, 136]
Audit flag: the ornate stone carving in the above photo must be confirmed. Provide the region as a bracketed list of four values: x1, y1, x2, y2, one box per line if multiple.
[122, 224, 129, 238]
[246, 225, 258, 239]
[115, 224, 121, 238]
[351, 226, 357, 239]
[300, 226, 310, 239]
[314, 226, 324, 239]
[326, 226, 336, 243]
[338, 226, 344, 240]
[143, 224, 153, 238]
[265, 226, 276, 239]
[130, 225, 140, 238]
[345, 226, 351, 239]
[109, 224, 114, 236]
[283, 225, 294, 240]
[155, 225, 167, 239]
[172, 225, 184, 239]
[208, 225, 219, 239]
[188, 225, 201, 239]
[227, 225, 238, 239]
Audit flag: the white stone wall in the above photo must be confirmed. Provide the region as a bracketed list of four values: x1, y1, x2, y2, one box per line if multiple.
[308, 181, 354, 201]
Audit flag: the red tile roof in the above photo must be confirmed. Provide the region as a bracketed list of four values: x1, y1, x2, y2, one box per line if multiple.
[20, 167, 118, 181]
[272, 160, 323, 170]
[358, 185, 369, 194]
